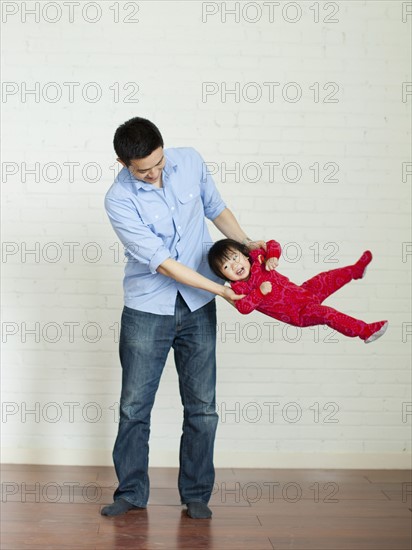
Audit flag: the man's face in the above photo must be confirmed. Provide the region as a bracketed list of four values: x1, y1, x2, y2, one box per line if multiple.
[120, 146, 166, 185]
[219, 248, 251, 282]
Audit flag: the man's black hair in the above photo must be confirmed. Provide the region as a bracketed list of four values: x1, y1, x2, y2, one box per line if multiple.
[113, 117, 164, 166]
[208, 239, 250, 280]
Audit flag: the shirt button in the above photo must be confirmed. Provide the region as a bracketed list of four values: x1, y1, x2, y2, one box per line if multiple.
[189, 194, 193, 198]
[177, 226, 181, 230]
[171, 207, 175, 211]
[155, 215, 159, 219]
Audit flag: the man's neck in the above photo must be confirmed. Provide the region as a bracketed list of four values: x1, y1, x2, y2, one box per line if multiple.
[152, 174, 163, 189]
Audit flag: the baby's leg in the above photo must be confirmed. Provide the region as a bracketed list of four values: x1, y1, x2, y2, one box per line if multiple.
[300, 251, 372, 303]
[299, 302, 387, 342]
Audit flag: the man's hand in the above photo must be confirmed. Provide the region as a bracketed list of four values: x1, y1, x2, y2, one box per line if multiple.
[222, 286, 246, 307]
[265, 257, 279, 271]
[259, 281, 272, 295]
[246, 240, 266, 251]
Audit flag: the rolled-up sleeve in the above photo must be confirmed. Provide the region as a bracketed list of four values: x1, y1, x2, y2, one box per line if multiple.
[105, 194, 171, 274]
[195, 149, 226, 220]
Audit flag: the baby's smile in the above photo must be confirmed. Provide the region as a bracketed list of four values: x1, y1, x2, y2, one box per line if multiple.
[221, 249, 251, 282]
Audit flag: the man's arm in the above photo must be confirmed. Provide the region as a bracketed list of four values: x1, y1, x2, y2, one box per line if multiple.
[157, 258, 243, 303]
[211, 208, 266, 250]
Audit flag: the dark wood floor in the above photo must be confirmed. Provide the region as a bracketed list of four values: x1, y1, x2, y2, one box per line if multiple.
[1, 465, 411, 549]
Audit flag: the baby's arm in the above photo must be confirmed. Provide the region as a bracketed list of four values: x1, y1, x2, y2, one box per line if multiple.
[265, 240, 282, 271]
[249, 240, 282, 264]
[266, 240, 282, 259]
[233, 282, 272, 315]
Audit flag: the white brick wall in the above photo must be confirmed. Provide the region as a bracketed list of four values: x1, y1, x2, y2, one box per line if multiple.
[1, 0, 411, 468]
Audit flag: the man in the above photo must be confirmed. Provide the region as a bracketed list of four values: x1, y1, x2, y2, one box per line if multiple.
[102, 117, 263, 519]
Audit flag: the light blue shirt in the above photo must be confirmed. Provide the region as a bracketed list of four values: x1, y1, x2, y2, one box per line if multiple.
[105, 147, 227, 315]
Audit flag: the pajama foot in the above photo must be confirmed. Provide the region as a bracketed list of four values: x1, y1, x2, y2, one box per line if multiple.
[353, 250, 373, 279]
[363, 321, 388, 344]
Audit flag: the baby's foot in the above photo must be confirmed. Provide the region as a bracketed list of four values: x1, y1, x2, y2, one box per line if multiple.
[364, 321, 388, 343]
[353, 251, 373, 279]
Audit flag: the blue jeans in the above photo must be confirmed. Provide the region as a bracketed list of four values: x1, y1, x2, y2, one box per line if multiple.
[112, 293, 218, 507]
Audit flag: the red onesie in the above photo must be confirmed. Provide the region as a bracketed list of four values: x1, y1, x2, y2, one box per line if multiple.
[230, 240, 386, 342]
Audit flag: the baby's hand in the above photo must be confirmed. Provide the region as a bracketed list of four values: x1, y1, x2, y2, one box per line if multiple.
[260, 281, 272, 295]
[265, 257, 279, 271]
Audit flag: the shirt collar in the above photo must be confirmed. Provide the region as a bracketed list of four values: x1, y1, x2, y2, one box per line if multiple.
[163, 153, 178, 178]
[120, 152, 178, 192]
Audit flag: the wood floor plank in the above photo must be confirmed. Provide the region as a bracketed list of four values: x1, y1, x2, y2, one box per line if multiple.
[97, 505, 261, 526]
[1, 501, 101, 521]
[211, 481, 387, 506]
[231, 468, 374, 483]
[268, 535, 410, 550]
[256, 498, 412, 518]
[378, 482, 412, 505]
[1, 485, 113, 505]
[95, 466, 238, 488]
[95, 532, 274, 550]
[0, 532, 99, 550]
[1, 468, 99, 484]
[266, 516, 411, 550]
[1, 519, 98, 534]
[364, 470, 412, 483]
[1, 466, 411, 550]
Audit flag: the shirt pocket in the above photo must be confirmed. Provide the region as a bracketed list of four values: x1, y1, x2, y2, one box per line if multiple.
[139, 205, 174, 240]
[176, 187, 203, 219]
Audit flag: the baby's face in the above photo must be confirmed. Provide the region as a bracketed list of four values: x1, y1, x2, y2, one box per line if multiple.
[219, 248, 251, 281]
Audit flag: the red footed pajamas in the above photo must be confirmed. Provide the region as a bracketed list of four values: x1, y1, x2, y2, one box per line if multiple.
[230, 240, 386, 342]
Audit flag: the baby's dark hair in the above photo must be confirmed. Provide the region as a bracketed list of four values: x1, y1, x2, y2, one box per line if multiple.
[208, 239, 250, 280]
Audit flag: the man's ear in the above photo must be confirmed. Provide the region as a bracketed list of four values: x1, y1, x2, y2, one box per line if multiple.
[117, 158, 127, 168]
